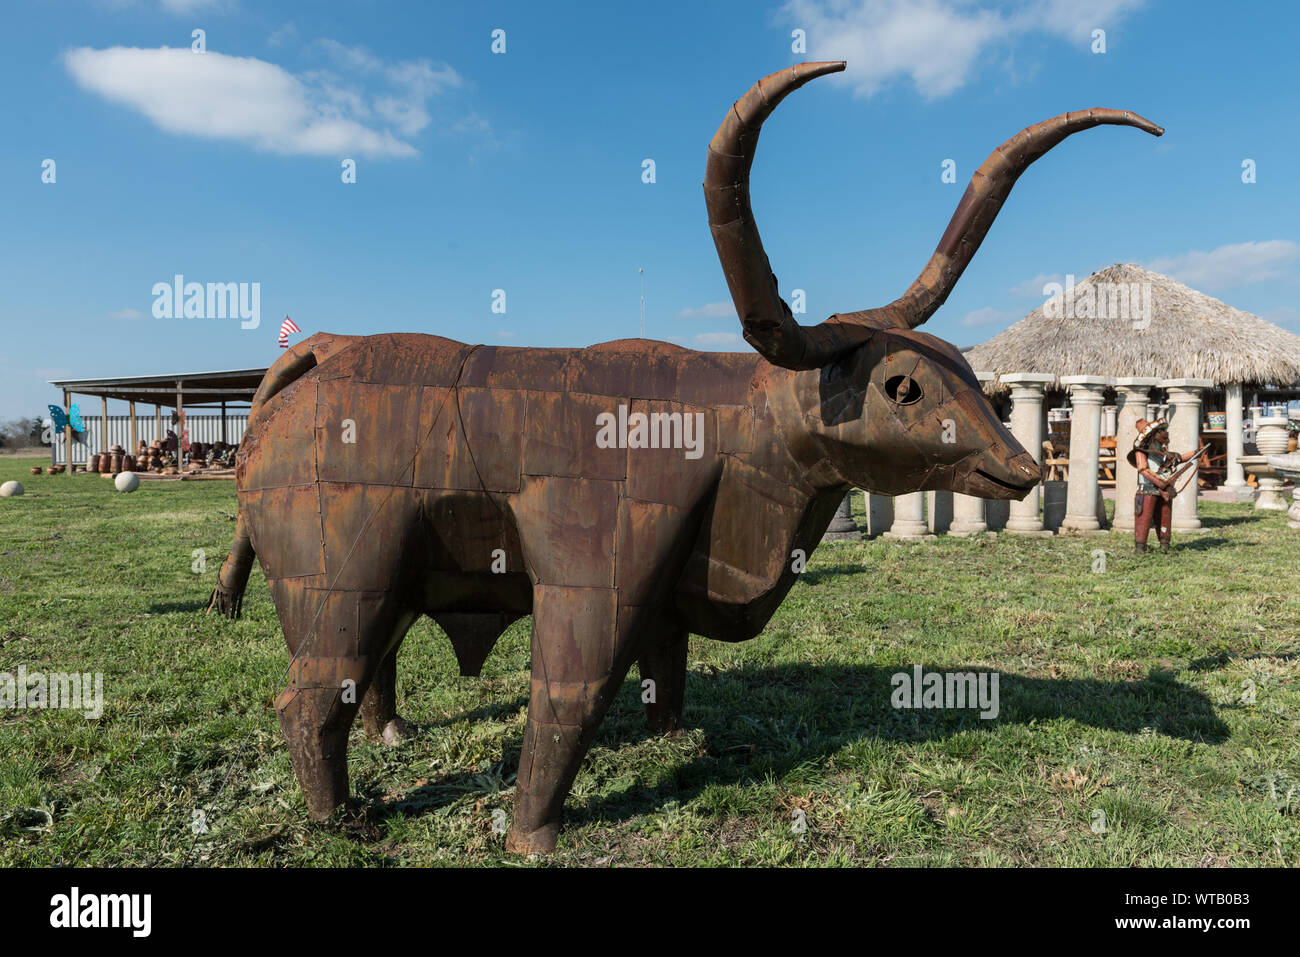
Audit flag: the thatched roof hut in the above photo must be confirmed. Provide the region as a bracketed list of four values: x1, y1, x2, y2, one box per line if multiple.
[965, 264, 1300, 392]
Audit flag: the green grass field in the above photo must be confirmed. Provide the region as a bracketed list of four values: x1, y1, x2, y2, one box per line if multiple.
[1, 457, 1297, 867]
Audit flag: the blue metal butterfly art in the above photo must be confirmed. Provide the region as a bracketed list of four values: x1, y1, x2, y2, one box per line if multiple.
[48, 403, 86, 435]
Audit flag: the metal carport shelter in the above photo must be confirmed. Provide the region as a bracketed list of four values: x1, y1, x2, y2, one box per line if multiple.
[47, 368, 267, 472]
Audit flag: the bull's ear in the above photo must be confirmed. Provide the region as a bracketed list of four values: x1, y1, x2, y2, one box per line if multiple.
[816, 339, 876, 426]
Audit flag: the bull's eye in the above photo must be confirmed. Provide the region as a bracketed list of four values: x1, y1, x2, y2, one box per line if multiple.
[884, 374, 923, 405]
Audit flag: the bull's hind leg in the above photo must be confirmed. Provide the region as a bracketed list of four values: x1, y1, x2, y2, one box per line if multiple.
[271, 581, 415, 820]
[360, 648, 407, 745]
[638, 629, 689, 735]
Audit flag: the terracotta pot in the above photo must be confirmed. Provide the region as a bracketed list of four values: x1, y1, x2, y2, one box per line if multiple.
[99, 456, 113, 474]
[88, 453, 101, 472]
[30, 467, 42, 475]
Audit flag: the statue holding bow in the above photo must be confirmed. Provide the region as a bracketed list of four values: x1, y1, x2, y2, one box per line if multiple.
[1126, 417, 1205, 554]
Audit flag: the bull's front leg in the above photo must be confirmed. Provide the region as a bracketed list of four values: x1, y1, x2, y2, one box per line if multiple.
[507, 584, 637, 854]
[638, 629, 689, 734]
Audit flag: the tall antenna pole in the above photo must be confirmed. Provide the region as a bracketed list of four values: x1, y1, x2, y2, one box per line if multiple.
[638, 267, 645, 338]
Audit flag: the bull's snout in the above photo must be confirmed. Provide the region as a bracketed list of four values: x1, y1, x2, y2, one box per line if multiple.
[959, 446, 1041, 500]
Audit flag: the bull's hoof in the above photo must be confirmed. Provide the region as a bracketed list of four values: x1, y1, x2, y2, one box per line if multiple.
[380, 717, 408, 746]
[647, 718, 688, 737]
[505, 822, 559, 855]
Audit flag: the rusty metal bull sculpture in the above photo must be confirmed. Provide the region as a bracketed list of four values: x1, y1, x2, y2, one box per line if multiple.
[207, 61, 1161, 853]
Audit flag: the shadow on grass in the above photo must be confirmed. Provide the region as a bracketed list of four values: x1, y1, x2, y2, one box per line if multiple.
[1170, 536, 1231, 552]
[1197, 514, 1256, 529]
[800, 563, 868, 584]
[365, 660, 1229, 828]
[150, 600, 210, 614]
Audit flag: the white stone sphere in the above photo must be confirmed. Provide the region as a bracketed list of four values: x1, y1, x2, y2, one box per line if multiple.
[0, 481, 24, 497]
[114, 471, 140, 493]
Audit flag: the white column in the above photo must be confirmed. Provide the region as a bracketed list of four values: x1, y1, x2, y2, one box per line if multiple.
[1163, 378, 1213, 533]
[1223, 381, 1246, 492]
[822, 490, 861, 541]
[1113, 378, 1160, 532]
[884, 492, 935, 541]
[866, 493, 894, 538]
[1001, 373, 1056, 536]
[951, 371, 996, 537]
[1060, 376, 1114, 534]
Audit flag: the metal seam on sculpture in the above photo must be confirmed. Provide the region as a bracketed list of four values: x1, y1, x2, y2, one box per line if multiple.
[287, 341, 481, 671]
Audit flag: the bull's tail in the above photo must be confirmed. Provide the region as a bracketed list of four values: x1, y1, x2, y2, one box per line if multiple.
[207, 511, 254, 618]
[204, 331, 362, 620]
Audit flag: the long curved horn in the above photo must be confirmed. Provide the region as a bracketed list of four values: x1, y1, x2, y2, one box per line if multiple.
[705, 63, 1164, 368]
[704, 61, 848, 370]
[846, 107, 1165, 331]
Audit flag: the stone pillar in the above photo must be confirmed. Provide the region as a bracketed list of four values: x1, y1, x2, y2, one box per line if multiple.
[1001, 374, 1055, 536]
[1223, 381, 1246, 492]
[884, 492, 934, 541]
[951, 371, 995, 537]
[866, 493, 894, 538]
[1112, 378, 1161, 532]
[1163, 378, 1212, 533]
[949, 488, 990, 537]
[1102, 404, 1117, 437]
[925, 490, 953, 534]
[1060, 376, 1114, 534]
[823, 490, 861, 541]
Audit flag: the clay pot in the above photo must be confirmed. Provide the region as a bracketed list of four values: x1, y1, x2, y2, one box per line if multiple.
[30, 467, 42, 475]
[1256, 417, 1290, 455]
[99, 455, 113, 474]
[49, 465, 64, 475]
[88, 453, 101, 472]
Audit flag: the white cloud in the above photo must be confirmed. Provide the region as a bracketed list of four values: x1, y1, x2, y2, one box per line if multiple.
[1009, 272, 1064, 298]
[676, 301, 737, 320]
[694, 332, 746, 348]
[64, 44, 465, 158]
[1145, 240, 1300, 291]
[110, 308, 146, 319]
[159, 0, 228, 13]
[959, 306, 1018, 328]
[268, 22, 298, 48]
[779, 0, 1144, 99]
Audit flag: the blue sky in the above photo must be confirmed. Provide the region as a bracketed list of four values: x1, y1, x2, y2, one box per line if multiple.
[2, 0, 1298, 419]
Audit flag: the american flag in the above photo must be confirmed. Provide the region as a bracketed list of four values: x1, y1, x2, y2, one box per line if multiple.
[278, 316, 301, 348]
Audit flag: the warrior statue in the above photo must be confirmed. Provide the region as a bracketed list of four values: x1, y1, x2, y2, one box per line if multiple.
[1127, 417, 1202, 554]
